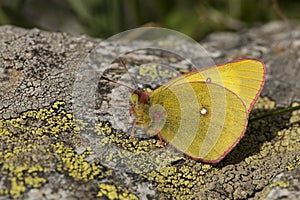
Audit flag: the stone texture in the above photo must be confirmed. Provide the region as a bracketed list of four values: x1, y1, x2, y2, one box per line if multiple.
[0, 22, 300, 199]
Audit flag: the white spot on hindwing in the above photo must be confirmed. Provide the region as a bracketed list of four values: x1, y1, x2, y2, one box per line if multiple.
[200, 107, 208, 115]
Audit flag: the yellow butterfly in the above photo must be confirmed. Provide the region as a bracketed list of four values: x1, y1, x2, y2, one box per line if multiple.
[118, 59, 266, 163]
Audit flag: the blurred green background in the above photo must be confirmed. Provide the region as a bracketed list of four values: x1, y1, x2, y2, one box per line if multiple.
[0, 0, 299, 40]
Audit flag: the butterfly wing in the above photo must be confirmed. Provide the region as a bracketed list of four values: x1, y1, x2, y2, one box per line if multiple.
[149, 82, 248, 163]
[160, 59, 266, 112]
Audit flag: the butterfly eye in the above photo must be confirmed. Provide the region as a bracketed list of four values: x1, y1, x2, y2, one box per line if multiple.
[131, 93, 139, 104]
[146, 88, 153, 93]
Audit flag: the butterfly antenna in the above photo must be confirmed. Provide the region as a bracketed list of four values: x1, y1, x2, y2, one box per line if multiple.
[101, 76, 135, 92]
[119, 58, 139, 89]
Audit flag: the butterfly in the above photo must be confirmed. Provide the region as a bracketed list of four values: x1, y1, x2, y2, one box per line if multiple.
[105, 58, 265, 163]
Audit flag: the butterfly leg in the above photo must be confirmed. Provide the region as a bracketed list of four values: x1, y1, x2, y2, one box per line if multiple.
[157, 131, 165, 148]
[129, 119, 138, 139]
[124, 119, 136, 146]
[147, 127, 165, 148]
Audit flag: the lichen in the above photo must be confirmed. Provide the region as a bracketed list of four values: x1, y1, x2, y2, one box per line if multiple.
[1, 97, 300, 199]
[97, 183, 138, 200]
[148, 163, 210, 199]
[259, 156, 300, 200]
[95, 97, 300, 199]
[0, 101, 112, 199]
[286, 155, 300, 171]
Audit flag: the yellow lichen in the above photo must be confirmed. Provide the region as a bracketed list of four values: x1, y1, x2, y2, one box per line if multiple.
[97, 183, 138, 200]
[52, 141, 106, 181]
[286, 155, 300, 171]
[0, 101, 108, 199]
[290, 102, 300, 124]
[2, 95, 299, 199]
[147, 163, 203, 199]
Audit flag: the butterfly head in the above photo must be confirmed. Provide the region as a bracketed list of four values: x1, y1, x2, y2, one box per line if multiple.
[131, 88, 152, 105]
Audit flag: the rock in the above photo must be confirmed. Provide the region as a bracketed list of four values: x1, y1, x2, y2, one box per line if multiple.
[0, 21, 299, 199]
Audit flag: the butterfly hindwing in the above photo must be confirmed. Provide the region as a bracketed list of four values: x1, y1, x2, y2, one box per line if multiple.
[149, 81, 248, 163]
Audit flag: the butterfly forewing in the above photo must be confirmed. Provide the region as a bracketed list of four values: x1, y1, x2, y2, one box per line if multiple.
[158, 59, 265, 112]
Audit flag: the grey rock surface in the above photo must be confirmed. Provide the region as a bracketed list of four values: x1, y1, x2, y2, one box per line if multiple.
[0, 22, 300, 199]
